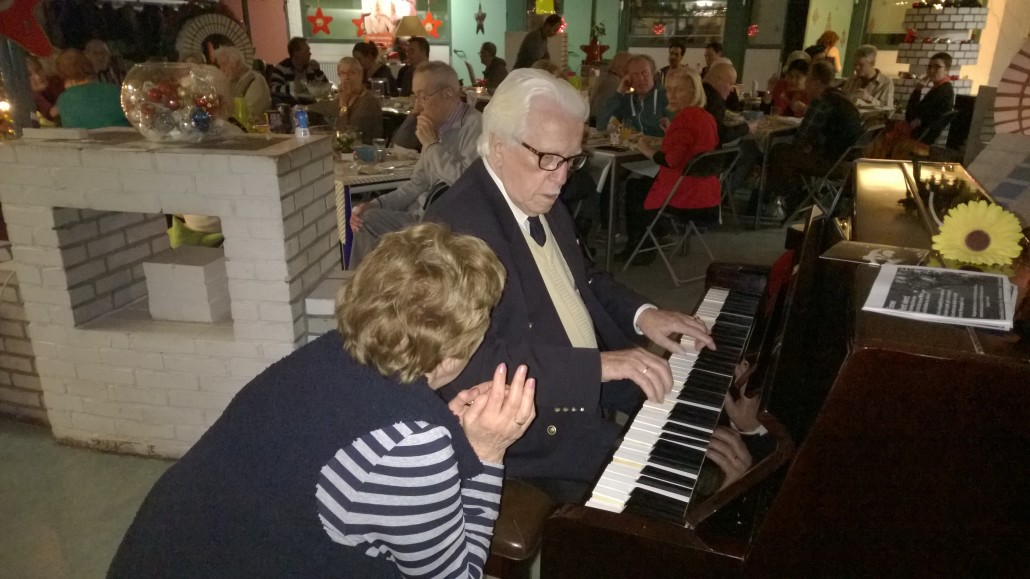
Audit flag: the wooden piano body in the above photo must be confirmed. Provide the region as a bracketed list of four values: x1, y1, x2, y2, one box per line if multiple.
[542, 160, 1030, 576]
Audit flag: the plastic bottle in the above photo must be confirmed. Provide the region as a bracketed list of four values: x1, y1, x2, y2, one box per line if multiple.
[292, 105, 310, 138]
[606, 118, 622, 146]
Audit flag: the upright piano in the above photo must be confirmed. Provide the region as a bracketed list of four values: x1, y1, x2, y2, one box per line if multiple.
[543, 160, 1030, 576]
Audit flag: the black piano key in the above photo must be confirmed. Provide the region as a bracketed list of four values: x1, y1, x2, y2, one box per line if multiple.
[677, 387, 725, 408]
[659, 428, 710, 448]
[641, 464, 697, 492]
[625, 488, 690, 525]
[683, 371, 731, 395]
[669, 405, 721, 431]
[636, 474, 693, 499]
[651, 440, 705, 473]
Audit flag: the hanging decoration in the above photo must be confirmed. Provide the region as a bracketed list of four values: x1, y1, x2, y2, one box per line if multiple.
[652, 22, 666, 36]
[352, 13, 366, 37]
[747, 24, 760, 37]
[475, 2, 486, 35]
[0, 99, 15, 140]
[422, 1, 442, 39]
[307, 6, 334, 35]
[0, 0, 54, 57]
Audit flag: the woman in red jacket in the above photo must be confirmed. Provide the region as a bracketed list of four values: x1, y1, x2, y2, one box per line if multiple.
[619, 66, 720, 265]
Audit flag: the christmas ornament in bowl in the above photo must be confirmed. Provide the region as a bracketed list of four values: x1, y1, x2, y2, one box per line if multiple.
[121, 63, 231, 143]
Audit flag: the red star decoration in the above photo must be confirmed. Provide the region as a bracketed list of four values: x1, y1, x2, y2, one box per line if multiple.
[0, 0, 54, 56]
[422, 10, 442, 39]
[352, 13, 366, 37]
[307, 6, 333, 35]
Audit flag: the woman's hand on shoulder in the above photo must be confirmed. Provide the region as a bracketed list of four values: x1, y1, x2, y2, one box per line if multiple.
[461, 363, 536, 464]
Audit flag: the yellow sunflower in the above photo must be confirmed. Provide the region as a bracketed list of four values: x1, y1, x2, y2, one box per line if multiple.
[932, 200, 1024, 265]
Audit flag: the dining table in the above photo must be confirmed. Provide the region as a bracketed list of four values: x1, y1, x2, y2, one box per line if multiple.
[583, 129, 650, 270]
[334, 151, 418, 268]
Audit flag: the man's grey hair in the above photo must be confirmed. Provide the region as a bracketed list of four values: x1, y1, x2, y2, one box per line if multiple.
[853, 44, 877, 63]
[477, 68, 588, 158]
[414, 60, 460, 91]
[704, 61, 737, 84]
[627, 54, 657, 76]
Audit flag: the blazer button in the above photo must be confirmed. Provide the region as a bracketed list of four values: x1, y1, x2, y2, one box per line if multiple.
[546, 425, 557, 436]
[528, 322, 533, 330]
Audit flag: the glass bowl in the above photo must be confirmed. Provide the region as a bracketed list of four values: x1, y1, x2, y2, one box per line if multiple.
[121, 63, 231, 143]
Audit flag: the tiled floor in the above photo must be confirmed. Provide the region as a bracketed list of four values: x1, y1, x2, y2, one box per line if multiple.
[0, 223, 787, 578]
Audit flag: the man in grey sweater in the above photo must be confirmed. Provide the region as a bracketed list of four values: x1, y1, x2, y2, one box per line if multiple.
[349, 62, 482, 266]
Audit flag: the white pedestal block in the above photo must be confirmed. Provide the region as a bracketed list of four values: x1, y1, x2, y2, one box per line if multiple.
[144, 247, 230, 323]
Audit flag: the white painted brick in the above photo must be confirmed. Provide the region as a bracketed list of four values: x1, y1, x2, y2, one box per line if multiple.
[135, 369, 199, 390]
[70, 412, 115, 433]
[10, 246, 63, 267]
[194, 339, 261, 359]
[143, 404, 205, 426]
[1, 321, 26, 339]
[167, 389, 234, 410]
[62, 245, 90, 268]
[255, 261, 289, 281]
[3, 337, 35, 357]
[258, 303, 295, 323]
[0, 354, 35, 374]
[229, 155, 278, 175]
[87, 231, 127, 258]
[0, 370, 11, 385]
[4, 225, 33, 245]
[161, 354, 229, 376]
[239, 174, 283, 198]
[26, 324, 68, 344]
[106, 243, 153, 270]
[230, 300, 260, 320]
[174, 424, 209, 443]
[261, 343, 295, 362]
[229, 357, 272, 379]
[38, 375, 66, 394]
[85, 191, 164, 214]
[78, 363, 136, 385]
[148, 441, 191, 458]
[82, 399, 144, 421]
[53, 167, 123, 191]
[57, 221, 100, 246]
[2, 164, 54, 186]
[227, 278, 290, 302]
[42, 392, 84, 412]
[0, 386, 42, 407]
[233, 199, 283, 219]
[72, 297, 114, 325]
[109, 385, 168, 405]
[100, 348, 165, 370]
[1, 204, 56, 228]
[288, 145, 312, 168]
[96, 269, 134, 295]
[199, 374, 249, 393]
[31, 227, 61, 248]
[114, 419, 175, 440]
[5, 301, 34, 322]
[11, 373, 42, 391]
[158, 195, 231, 217]
[232, 321, 295, 342]
[64, 379, 109, 399]
[45, 305, 76, 326]
[195, 174, 244, 196]
[80, 149, 154, 172]
[279, 169, 302, 194]
[124, 172, 196, 195]
[300, 159, 330, 184]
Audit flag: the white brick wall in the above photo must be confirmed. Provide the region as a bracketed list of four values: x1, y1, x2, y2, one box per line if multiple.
[0, 246, 45, 424]
[0, 131, 341, 457]
[894, 6, 983, 104]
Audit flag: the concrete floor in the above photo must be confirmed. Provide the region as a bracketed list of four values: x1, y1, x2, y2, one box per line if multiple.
[0, 223, 787, 579]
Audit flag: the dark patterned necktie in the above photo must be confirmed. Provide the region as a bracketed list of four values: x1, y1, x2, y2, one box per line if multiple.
[527, 216, 546, 246]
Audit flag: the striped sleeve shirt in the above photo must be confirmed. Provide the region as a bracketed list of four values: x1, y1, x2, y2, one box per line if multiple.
[316, 421, 504, 578]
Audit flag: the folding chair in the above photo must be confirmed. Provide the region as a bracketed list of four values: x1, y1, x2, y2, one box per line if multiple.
[783, 124, 885, 226]
[621, 148, 740, 286]
[717, 143, 742, 229]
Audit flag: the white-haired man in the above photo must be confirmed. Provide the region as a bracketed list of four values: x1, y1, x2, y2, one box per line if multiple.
[349, 61, 482, 267]
[425, 69, 731, 503]
[841, 44, 895, 107]
[214, 46, 271, 126]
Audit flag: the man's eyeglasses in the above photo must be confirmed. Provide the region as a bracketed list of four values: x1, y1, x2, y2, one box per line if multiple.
[413, 87, 446, 103]
[927, 64, 945, 70]
[521, 142, 589, 172]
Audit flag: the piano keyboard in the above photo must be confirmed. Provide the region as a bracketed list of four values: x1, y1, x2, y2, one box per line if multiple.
[585, 286, 762, 526]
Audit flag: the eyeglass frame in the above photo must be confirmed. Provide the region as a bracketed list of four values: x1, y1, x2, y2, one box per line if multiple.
[413, 87, 448, 103]
[520, 142, 589, 172]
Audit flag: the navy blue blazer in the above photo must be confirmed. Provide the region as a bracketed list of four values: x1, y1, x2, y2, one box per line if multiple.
[425, 159, 648, 483]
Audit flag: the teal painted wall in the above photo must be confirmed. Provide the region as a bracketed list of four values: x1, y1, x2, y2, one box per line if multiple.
[450, 0, 508, 81]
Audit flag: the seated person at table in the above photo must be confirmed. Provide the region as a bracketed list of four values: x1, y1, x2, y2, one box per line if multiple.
[352, 41, 397, 97]
[703, 61, 751, 145]
[765, 60, 861, 213]
[54, 49, 130, 130]
[396, 36, 429, 97]
[596, 54, 668, 137]
[214, 46, 271, 127]
[479, 41, 509, 94]
[591, 52, 631, 128]
[26, 55, 63, 126]
[108, 223, 534, 578]
[335, 56, 383, 141]
[85, 39, 126, 86]
[621, 68, 720, 266]
[841, 44, 895, 108]
[350, 62, 482, 267]
[268, 37, 329, 106]
[906, 51, 955, 145]
[761, 58, 809, 118]
[425, 69, 737, 503]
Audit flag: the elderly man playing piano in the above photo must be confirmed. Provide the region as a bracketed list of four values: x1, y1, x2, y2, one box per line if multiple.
[426, 69, 753, 504]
